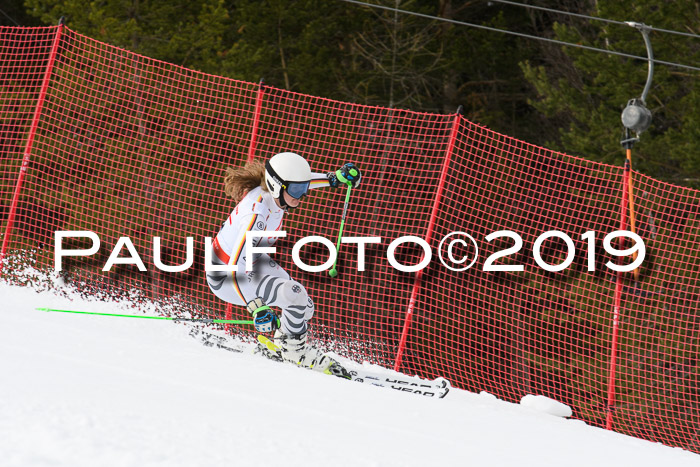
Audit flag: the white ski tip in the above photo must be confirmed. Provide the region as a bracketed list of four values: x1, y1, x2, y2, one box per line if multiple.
[520, 394, 572, 418]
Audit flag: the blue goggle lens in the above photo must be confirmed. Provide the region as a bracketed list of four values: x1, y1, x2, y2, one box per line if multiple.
[285, 181, 310, 199]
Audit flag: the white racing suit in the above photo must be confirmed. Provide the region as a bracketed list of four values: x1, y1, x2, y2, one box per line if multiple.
[206, 176, 329, 338]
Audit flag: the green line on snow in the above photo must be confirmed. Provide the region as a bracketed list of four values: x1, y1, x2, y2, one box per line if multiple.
[37, 307, 253, 325]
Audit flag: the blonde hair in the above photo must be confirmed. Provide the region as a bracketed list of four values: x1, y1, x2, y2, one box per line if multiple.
[224, 160, 268, 202]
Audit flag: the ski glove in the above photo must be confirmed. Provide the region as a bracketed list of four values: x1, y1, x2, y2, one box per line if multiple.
[327, 162, 361, 188]
[253, 306, 280, 333]
[247, 298, 280, 334]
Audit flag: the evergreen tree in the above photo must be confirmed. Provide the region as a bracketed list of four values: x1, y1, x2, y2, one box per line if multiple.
[521, 0, 700, 187]
[220, 0, 359, 101]
[24, 0, 231, 74]
[333, 0, 443, 109]
[437, 0, 544, 136]
[1, 0, 40, 26]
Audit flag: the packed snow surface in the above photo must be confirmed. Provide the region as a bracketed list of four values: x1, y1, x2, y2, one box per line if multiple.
[1, 282, 698, 467]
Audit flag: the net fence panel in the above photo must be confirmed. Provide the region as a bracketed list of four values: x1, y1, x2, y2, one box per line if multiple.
[406, 121, 700, 450]
[0, 25, 698, 453]
[2, 27, 258, 313]
[410, 120, 625, 417]
[1, 27, 58, 258]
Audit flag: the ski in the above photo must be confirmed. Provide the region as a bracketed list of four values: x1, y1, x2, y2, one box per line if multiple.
[189, 327, 245, 353]
[255, 335, 450, 398]
[348, 368, 450, 399]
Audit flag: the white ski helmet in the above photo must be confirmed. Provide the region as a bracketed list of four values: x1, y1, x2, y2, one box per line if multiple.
[265, 152, 312, 200]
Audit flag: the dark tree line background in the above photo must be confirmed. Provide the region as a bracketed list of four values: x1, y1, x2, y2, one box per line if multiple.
[4, 0, 699, 187]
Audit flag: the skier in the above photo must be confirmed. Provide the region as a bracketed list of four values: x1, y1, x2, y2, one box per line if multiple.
[206, 152, 361, 373]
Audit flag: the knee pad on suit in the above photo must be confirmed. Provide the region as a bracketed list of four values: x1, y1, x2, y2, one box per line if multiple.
[281, 281, 314, 320]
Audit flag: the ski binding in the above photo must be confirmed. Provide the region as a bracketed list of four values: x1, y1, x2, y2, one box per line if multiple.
[254, 335, 450, 398]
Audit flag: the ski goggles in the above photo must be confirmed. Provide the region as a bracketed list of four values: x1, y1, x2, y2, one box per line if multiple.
[284, 181, 310, 199]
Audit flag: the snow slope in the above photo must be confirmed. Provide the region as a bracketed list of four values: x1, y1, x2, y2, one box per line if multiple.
[1, 282, 698, 467]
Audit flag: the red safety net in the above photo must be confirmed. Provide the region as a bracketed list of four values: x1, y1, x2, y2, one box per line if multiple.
[1, 25, 699, 452]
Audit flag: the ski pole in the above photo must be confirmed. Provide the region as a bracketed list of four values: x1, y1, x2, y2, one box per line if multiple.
[329, 182, 353, 278]
[37, 307, 254, 325]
